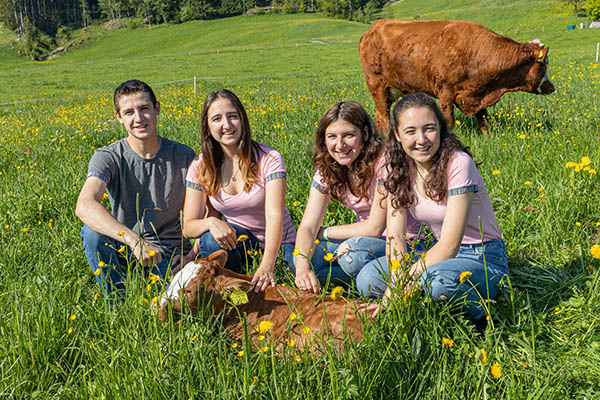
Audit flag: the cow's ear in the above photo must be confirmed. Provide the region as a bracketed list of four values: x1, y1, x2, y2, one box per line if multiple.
[207, 250, 228, 268]
[536, 47, 548, 62]
[217, 276, 254, 295]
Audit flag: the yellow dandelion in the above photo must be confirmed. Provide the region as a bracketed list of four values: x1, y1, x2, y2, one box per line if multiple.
[330, 286, 344, 300]
[589, 169, 597, 175]
[149, 273, 160, 284]
[323, 252, 334, 262]
[303, 326, 310, 335]
[580, 156, 591, 166]
[237, 234, 249, 242]
[565, 161, 578, 168]
[518, 134, 527, 139]
[575, 221, 581, 227]
[524, 180, 532, 185]
[591, 244, 600, 259]
[232, 342, 239, 349]
[314, 239, 320, 245]
[117, 230, 125, 236]
[459, 271, 472, 284]
[492, 170, 501, 175]
[490, 362, 502, 379]
[294, 355, 301, 362]
[258, 335, 265, 341]
[403, 289, 415, 304]
[118, 245, 125, 253]
[102, 193, 109, 201]
[22, 227, 29, 233]
[421, 252, 427, 259]
[191, 335, 197, 341]
[292, 248, 300, 256]
[257, 320, 274, 334]
[442, 337, 454, 347]
[480, 348, 487, 364]
[237, 350, 244, 357]
[69, 314, 76, 321]
[292, 200, 301, 207]
[148, 250, 156, 257]
[151, 297, 158, 304]
[288, 339, 295, 347]
[289, 312, 297, 321]
[403, 253, 411, 261]
[455, 120, 461, 125]
[94, 269, 101, 276]
[523, 363, 531, 369]
[390, 259, 402, 272]
[68, 327, 73, 334]
[98, 261, 105, 268]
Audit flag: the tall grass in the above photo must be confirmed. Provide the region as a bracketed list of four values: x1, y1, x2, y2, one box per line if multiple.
[1, 3, 599, 399]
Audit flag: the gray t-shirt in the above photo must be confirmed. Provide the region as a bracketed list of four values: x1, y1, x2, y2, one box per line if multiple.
[87, 137, 196, 257]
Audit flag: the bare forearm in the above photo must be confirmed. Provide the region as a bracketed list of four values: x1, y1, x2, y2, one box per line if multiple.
[321, 219, 384, 241]
[294, 225, 319, 272]
[182, 216, 220, 239]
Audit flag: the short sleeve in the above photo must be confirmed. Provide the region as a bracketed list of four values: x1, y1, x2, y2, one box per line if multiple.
[87, 148, 116, 184]
[261, 148, 287, 183]
[447, 152, 479, 196]
[185, 154, 205, 191]
[311, 169, 329, 194]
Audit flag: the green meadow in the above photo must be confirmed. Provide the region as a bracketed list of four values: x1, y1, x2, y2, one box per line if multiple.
[1, 0, 599, 398]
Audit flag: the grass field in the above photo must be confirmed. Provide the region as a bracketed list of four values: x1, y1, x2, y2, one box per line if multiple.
[1, 1, 600, 398]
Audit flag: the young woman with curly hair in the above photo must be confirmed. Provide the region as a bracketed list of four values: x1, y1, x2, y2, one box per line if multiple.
[358, 93, 508, 328]
[292, 101, 421, 293]
[182, 89, 296, 292]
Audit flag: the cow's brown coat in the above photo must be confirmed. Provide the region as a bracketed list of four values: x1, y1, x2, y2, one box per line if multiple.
[359, 19, 555, 135]
[159, 251, 367, 351]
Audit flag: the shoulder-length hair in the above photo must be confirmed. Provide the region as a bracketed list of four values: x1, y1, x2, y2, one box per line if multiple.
[312, 101, 383, 202]
[385, 93, 472, 210]
[199, 89, 261, 196]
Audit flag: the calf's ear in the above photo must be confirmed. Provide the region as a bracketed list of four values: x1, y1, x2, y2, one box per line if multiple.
[207, 250, 228, 268]
[217, 276, 254, 295]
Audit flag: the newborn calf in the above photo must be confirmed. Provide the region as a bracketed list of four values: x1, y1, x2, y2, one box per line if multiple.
[159, 250, 368, 351]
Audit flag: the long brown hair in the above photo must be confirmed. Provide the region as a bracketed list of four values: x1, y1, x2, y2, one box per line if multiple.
[312, 102, 383, 202]
[385, 93, 472, 210]
[198, 89, 261, 196]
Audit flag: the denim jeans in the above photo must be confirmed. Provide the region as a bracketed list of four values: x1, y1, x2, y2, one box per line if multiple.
[356, 239, 509, 320]
[198, 223, 294, 273]
[80, 225, 171, 295]
[289, 236, 388, 286]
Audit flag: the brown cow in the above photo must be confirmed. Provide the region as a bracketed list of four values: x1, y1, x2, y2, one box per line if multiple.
[159, 250, 368, 351]
[359, 19, 555, 135]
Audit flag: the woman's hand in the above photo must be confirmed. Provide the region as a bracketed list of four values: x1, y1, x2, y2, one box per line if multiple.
[207, 218, 237, 250]
[295, 268, 320, 294]
[251, 264, 276, 293]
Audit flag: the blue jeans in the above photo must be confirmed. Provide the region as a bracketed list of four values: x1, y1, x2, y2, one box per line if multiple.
[80, 225, 171, 295]
[356, 239, 509, 320]
[289, 236, 387, 286]
[198, 224, 294, 273]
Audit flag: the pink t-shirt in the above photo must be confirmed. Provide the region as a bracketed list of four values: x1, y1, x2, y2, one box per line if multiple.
[409, 151, 502, 244]
[312, 153, 422, 238]
[186, 142, 297, 245]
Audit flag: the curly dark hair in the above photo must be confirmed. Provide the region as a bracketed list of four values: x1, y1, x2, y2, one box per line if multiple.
[385, 93, 472, 210]
[312, 102, 383, 202]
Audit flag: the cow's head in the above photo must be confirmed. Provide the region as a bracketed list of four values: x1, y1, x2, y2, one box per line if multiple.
[158, 250, 253, 321]
[523, 41, 555, 95]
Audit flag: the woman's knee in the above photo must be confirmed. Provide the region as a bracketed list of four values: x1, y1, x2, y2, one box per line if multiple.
[337, 237, 384, 277]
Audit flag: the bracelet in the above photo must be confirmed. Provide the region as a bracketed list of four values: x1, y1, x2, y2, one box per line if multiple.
[322, 227, 329, 242]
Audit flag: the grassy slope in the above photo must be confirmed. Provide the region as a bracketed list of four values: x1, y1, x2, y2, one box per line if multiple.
[1, 3, 599, 399]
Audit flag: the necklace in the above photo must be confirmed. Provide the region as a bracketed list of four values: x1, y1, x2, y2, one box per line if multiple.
[415, 166, 428, 182]
[231, 167, 240, 182]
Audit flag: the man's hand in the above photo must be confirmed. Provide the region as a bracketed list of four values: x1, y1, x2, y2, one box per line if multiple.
[130, 239, 162, 266]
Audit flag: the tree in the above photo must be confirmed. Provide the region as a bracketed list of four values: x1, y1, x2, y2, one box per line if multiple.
[587, 0, 600, 20]
[563, 0, 585, 17]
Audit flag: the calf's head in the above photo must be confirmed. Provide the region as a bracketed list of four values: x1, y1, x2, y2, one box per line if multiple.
[523, 41, 555, 95]
[158, 250, 253, 321]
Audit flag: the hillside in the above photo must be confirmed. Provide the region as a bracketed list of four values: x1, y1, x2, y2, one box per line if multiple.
[0, 1, 596, 103]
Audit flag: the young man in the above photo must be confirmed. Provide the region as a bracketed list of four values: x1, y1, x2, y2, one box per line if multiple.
[75, 79, 196, 295]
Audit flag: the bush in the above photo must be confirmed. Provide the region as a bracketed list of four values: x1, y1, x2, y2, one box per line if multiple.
[587, 0, 600, 20]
